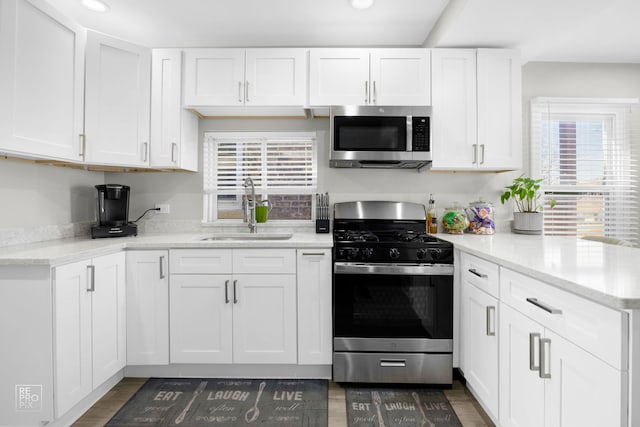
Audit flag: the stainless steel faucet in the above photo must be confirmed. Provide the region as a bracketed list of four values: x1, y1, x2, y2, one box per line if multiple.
[243, 177, 257, 233]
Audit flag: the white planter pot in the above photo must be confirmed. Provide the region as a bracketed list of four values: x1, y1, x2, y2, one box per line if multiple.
[512, 212, 543, 235]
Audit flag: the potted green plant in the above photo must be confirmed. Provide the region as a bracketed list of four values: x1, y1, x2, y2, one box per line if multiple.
[500, 176, 556, 234]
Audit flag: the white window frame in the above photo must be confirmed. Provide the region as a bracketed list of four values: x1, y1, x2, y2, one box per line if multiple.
[530, 97, 639, 243]
[202, 131, 318, 224]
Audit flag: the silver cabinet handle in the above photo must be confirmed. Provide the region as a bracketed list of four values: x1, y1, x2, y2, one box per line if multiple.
[468, 268, 487, 279]
[364, 81, 369, 104]
[480, 144, 485, 164]
[302, 252, 325, 256]
[142, 142, 148, 162]
[472, 144, 478, 164]
[539, 338, 551, 379]
[238, 81, 242, 103]
[526, 297, 563, 315]
[159, 256, 165, 279]
[233, 280, 238, 304]
[79, 134, 85, 157]
[87, 265, 95, 292]
[486, 306, 496, 336]
[380, 359, 406, 368]
[529, 332, 540, 371]
[171, 142, 177, 163]
[245, 81, 249, 102]
[372, 80, 377, 104]
[224, 280, 230, 304]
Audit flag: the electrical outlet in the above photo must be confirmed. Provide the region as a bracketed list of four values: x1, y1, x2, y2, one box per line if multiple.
[155, 204, 170, 214]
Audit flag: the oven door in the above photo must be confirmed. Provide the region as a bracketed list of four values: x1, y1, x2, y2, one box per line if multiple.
[333, 262, 453, 353]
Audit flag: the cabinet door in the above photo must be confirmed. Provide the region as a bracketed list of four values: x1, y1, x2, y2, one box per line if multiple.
[232, 274, 297, 364]
[126, 251, 169, 365]
[499, 303, 545, 427]
[430, 49, 477, 170]
[84, 31, 151, 166]
[150, 49, 197, 171]
[91, 252, 126, 388]
[461, 281, 499, 420]
[477, 49, 522, 170]
[245, 48, 306, 106]
[0, 0, 85, 161]
[544, 330, 626, 427]
[370, 48, 431, 106]
[170, 274, 233, 364]
[297, 249, 332, 365]
[183, 48, 245, 106]
[309, 48, 370, 106]
[53, 260, 92, 417]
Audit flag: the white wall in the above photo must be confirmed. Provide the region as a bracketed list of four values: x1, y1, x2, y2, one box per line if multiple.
[0, 159, 104, 242]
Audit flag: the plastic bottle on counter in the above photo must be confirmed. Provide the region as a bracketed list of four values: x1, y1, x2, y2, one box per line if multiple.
[427, 194, 438, 234]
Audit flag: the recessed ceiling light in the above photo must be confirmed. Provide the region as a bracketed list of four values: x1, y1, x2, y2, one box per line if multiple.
[350, 0, 374, 9]
[81, 0, 110, 13]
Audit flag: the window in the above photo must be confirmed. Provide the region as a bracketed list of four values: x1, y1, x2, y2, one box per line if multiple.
[531, 98, 639, 244]
[203, 132, 317, 223]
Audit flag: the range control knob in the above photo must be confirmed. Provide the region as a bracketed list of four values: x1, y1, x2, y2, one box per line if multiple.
[389, 248, 400, 259]
[416, 248, 430, 260]
[346, 248, 359, 260]
[430, 248, 443, 260]
[361, 248, 374, 260]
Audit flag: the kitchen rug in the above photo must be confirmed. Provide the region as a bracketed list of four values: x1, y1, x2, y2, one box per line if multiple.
[106, 378, 327, 427]
[346, 387, 462, 427]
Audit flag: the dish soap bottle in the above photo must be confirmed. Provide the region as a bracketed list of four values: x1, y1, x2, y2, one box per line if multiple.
[427, 194, 438, 234]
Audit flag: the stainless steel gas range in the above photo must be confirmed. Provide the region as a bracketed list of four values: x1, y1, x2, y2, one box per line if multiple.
[332, 201, 454, 384]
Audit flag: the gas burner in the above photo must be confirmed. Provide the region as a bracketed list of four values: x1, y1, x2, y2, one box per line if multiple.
[334, 229, 379, 242]
[394, 231, 440, 243]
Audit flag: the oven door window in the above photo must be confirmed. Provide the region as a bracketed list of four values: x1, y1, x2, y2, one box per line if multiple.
[334, 273, 453, 339]
[334, 116, 407, 151]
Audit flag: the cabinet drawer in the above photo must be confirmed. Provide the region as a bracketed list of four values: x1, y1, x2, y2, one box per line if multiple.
[500, 267, 627, 370]
[233, 249, 296, 274]
[170, 249, 232, 274]
[460, 252, 499, 298]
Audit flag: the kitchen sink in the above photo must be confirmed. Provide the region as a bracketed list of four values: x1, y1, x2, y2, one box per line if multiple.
[200, 233, 293, 241]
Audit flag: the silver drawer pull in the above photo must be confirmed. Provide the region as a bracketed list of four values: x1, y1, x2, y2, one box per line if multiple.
[380, 359, 406, 368]
[539, 338, 552, 379]
[526, 297, 563, 315]
[468, 268, 488, 279]
[233, 280, 238, 304]
[302, 252, 325, 256]
[529, 332, 540, 371]
[224, 280, 230, 304]
[86, 265, 95, 292]
[486, 306, 496, 336]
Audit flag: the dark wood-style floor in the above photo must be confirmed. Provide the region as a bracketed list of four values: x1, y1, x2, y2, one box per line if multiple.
[73, 377, 495, 427]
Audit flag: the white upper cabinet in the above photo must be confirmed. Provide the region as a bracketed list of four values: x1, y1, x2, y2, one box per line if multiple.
[309, 48, 430, 106]
[477, 48, 522, 170]
[183, 48, 306, 108]
[0, 0, 85, 162]
[431, 48, 521, 171]
[150, 49, 198, 171]
[84, 31, 151, 167]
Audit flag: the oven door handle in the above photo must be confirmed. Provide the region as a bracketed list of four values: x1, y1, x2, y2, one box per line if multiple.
[334, 262, 454, 276]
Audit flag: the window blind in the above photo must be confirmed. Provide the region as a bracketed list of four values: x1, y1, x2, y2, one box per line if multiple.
[530, 98, 639, 244]
[203, 132, 317, 222]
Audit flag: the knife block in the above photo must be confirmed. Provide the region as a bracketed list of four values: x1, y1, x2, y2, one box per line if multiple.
[315, 219, 330, 233]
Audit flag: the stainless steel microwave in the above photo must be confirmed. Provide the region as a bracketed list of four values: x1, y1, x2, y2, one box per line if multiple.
[329, 105, 432, 169]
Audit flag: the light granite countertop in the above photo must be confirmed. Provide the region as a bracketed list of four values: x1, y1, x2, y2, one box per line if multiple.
[0, 231, 333, 267]
[438, 233, 640, 310]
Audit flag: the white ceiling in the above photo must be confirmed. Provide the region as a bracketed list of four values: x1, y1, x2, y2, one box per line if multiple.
[51, 0, 640, 63]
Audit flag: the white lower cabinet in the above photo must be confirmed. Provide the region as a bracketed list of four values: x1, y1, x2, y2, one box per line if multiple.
[126, 250, 169, 365]
[169, 249, 297, 364]
[296, 249, 332, 365]
[498, 267, 627, 427]
[53, 251, 125, 417]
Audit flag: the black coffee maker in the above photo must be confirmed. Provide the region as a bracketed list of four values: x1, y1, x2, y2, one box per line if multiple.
[91, 184, 138, 238]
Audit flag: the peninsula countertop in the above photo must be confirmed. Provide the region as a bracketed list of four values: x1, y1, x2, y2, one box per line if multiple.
[439, 233, 640, 309]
